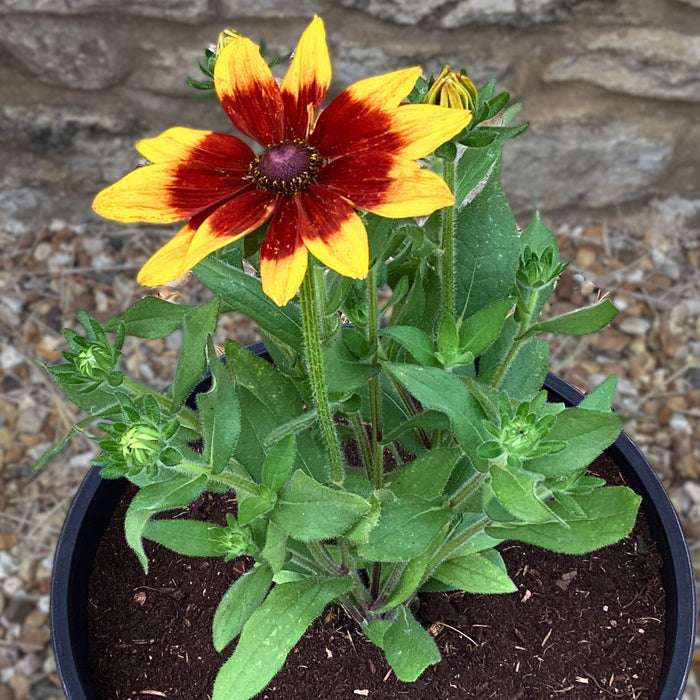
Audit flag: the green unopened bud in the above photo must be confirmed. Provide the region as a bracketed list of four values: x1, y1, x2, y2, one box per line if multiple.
[76, 345, 113, 379]
[220, 513, 253, 561]
[120, 424, 162, 469]
[424, 65, 477, 113]
[216, 28, 241, 54]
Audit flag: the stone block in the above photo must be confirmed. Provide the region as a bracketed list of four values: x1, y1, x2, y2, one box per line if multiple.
[220, 0, 318, 17]
[339, 0, 599, 26]
[501, 118, 673, 211]
[0, 16, 130, 90]
[544, 28, 700, 102]
[0, 0, 211, 23]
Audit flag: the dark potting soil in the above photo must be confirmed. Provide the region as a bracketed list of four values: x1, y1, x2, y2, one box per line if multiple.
[88, 453, 665, 700]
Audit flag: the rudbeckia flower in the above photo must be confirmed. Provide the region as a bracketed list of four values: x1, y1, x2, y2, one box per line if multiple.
[93, 16, 472, 306]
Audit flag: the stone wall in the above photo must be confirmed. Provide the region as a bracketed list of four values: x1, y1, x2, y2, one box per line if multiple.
[0, 0, 698, 238]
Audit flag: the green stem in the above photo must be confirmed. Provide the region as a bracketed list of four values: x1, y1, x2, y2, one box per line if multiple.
[367, 265, 383, 489]
[339, 538, 371, 608]
[177, 460, 260, 495]
[425, 515, 491, 580]
[299, 272, 345, 484]
[388, 375, 432, 450]
[440, 157, 457, 320]
[348, 414, 374, 482]
[122, 376, 200, 431]
[307, 541, 343, 575]
[371, 561, 409, 611]
[490, 298, 534, 390]
[449, 471, 488, 509]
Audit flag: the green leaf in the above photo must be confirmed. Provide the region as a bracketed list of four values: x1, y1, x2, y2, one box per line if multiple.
[445, 513, 502, 558]
[363, 619, 393, 648]
[487, 486, 641, 554]
[454, 159, 520, 318]
[376, 537, 440, 611]
[381, 326, 438, 366]
[237, 491, 276, 525]
[454, 139, 502, 209]
[525, 407, 622, 477]
[197, 338, 240, 475]
[225, 340, 303, 422]
[124, 475, 207, 571]
[323, 335, 380, 394]
[479, 318, 549, 401]
[33, 416, 94, 471]
[490, 464, 556, 523]
[459, 297, 514, 358]
[170, 297, 220, 409]
[194, 256, 303, 350]
[344, 495, 381, 544]
[385, 363, 488, 466]
[270, 471, 371, 540]
[525, 300, 618, 338]
[212, 577, 353, 700]
[103, 296, 189, 337]
[212, 564, 274, 652]
[434, 549, 517, 593]
[261, 521, 288, 573]
[143, 519, 227, 557]
[579, 376, 617, 411]
[519, 211, 557, 258]
[382, 607, 441, 682]
[436, 314, 459, 364]
[262, 434, 297, 494]
[356, 496, 451, 561]
[380, 409, 450, 447]
[387, 448, 460, 500]
[44, 364, 120, 415]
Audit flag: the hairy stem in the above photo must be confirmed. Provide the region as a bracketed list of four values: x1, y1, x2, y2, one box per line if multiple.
[440, 157, 457, 320]
[299, 271, 345, 484]
[449, 471, 488, 509]
[177, 460, 260, 495]
[367, 265, 383, 489]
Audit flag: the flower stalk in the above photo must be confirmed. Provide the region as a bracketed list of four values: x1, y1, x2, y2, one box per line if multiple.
[440, 157, 457, 321]
[299, 270, 345, 484]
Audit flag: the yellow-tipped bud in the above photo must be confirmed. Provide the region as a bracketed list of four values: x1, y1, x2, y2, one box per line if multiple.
[424, 65, 477, 113]
[216, 28, 241, 54]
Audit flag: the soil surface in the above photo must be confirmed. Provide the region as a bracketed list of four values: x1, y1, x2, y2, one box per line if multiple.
[88, 453, 665, 700]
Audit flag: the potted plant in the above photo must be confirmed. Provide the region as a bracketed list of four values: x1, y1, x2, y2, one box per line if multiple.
[42, 16, 695, 700]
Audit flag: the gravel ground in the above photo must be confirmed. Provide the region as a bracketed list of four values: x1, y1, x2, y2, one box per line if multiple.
[0, 217, 698, 699]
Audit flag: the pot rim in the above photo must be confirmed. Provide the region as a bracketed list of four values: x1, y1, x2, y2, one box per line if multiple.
[50, 370, 696, 700]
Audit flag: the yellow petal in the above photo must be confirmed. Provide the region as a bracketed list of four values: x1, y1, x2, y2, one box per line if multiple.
[391, 103, 472, 160]
[186, 189, 277, 268]
[136, 127, 254, 169]
[137, 221, 197, 286]
[372, 162, 454, 217]
[214, 34, 285, 146]
[260, 198, 309, 306]
[299, 186, 368, 279]
[344, 67, 422, 112]
[92, 162, 245, 224]
[318, 152, 454, 218]
[280, 16, 331, 139]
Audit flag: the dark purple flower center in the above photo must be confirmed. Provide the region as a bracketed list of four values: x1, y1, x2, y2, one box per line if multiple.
[249, 139, 323, 195]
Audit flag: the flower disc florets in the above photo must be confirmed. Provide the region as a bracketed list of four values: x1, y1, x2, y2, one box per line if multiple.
[249, 139, 324, 195]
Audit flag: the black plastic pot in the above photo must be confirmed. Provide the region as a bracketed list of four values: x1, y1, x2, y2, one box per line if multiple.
[51, 372, 696, 700]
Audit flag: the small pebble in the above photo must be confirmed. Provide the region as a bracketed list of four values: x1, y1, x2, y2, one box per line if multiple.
[618, 317, 651, 336]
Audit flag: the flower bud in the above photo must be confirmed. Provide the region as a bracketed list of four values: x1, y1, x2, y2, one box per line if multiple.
[119, 424, 162, 471]
[216, 28, 241, 55]
[76, 345, 114, 379]
[424, 66, 477, 113]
